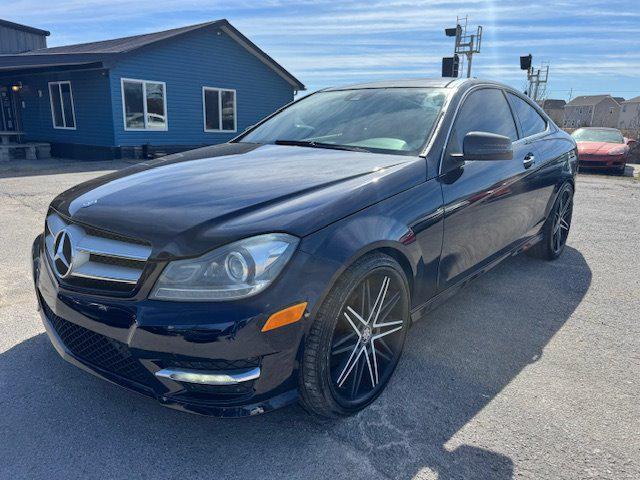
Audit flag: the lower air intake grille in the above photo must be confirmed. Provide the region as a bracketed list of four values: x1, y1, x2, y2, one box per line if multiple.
[43, 300, 155, 386]
[580, 160, 608, 167]
[169, 358, 260, 371]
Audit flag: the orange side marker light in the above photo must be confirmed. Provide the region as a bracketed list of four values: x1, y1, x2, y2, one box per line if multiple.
[261, 302, 308, 332]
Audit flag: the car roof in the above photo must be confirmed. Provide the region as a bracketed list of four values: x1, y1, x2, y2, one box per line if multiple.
[575, 127, 621, 131]
[322, 77, 523, 95]
[323, 77, 471, 91]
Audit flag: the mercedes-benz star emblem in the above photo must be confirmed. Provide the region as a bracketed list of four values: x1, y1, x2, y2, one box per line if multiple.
[53, 229, 74, 278]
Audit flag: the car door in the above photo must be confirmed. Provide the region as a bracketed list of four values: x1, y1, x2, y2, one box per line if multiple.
[438, 87, 534, 290]
[505, 91, 556, 234]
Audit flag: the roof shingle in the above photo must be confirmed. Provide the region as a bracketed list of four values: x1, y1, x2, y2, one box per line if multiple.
[19, 21, 218, 55]
[0, 20, 304, 90]
[566, 95, 612, 107]
[0, 19, 50, 36]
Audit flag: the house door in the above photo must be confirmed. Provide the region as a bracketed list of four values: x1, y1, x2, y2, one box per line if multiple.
[0, 87, 19, 131]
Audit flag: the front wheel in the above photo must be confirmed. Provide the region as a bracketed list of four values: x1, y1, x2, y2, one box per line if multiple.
[299, 253, 410, 418]
[527, 183, 574, 261]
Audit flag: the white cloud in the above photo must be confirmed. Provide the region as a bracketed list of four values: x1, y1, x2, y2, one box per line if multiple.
[4, 0, 638, 95]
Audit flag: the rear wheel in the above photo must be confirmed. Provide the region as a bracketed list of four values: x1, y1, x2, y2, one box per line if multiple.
[299, 253, 410, 418]
[527, 183, 573, 261]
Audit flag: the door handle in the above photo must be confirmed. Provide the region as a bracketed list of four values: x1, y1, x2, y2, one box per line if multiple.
[523, 153, 535, 169]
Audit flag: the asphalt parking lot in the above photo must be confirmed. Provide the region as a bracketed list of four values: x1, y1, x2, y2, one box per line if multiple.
[1, 159, 638, 480]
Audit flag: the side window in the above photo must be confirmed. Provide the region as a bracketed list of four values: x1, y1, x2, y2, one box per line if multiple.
[203, 87, 237, 132]
[445, 88, 518, 159]
[507, 93, 547, 137]
[48, 81, 76, 130]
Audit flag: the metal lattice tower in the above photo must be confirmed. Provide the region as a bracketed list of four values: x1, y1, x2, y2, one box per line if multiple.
[527, 62, 550, 102]
[453, 16, 483, 78]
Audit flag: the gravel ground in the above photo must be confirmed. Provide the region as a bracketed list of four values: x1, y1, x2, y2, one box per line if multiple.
[0, 160, 638, 480]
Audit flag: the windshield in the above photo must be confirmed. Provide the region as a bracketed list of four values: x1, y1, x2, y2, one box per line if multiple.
[572, 128, 624, 144]
[239, 88, 449, 155]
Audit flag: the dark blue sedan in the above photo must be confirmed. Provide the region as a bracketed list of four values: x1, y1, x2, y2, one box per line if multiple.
[32, 78, 578, 418]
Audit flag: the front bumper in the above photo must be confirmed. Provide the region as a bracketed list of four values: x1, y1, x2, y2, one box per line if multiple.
[578, 154, 626, 169]
[32, 234, 331, 417]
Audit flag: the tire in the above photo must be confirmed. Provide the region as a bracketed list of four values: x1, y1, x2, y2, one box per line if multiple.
[298, 253, 410, 418]
[526, 183, 574, 261]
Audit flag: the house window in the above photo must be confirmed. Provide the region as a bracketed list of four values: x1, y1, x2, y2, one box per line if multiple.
[48, 81, 76, 129]
[203, 87, 236, 132]
[121, 78, 167, 130]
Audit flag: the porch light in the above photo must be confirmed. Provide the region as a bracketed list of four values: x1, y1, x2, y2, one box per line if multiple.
[11, 83, 22, 92]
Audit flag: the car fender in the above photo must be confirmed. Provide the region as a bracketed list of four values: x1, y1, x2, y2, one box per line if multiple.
[299, 176, 444, 321]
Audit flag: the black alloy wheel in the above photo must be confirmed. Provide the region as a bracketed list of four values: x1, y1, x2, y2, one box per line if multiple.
[299, 253, 410, 417]
[328, 269, 407, 407]
[551, 185, 573, 256]
[527, 182, 574, 261]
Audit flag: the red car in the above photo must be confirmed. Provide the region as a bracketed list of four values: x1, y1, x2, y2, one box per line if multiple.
[571, 127, 631, 174]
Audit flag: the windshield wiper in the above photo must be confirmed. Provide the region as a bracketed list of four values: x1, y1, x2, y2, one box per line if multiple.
[274, 139, 368, 153]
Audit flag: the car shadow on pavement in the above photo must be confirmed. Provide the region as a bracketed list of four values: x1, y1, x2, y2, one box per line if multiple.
[0, 247, 591, 480]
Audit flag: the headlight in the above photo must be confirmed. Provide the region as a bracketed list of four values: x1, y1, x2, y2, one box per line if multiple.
[150, 233, 299, 301]
[608, 147, 627, 156]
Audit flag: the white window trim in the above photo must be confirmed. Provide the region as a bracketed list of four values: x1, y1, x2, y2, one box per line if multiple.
[202, 86, 237, 133]
[48, 81, 77, 130]
[121, 77, 168, 132]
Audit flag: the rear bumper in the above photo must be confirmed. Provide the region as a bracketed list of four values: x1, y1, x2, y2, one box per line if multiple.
[31, 234, 322, 417]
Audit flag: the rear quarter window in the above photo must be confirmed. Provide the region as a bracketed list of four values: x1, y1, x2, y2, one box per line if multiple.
[507, 93, 548, 138]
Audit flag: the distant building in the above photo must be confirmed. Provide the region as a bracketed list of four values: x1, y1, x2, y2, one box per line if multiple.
[563, 95, 621, 129]
[0, 19, 49, 54]
[538, 99, 566, 126]
[618, 96, 640, 132]
[0, 19, 304, 159]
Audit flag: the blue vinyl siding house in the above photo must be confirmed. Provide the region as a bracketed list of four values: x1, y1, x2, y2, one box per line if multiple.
[0, 20, 304, 159]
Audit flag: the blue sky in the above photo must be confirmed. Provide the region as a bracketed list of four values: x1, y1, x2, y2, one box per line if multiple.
[5, 0, 640, 100]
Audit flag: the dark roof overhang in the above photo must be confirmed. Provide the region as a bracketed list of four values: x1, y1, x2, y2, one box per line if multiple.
[0, 19, 50, 36]
[0, 19, 305, 91]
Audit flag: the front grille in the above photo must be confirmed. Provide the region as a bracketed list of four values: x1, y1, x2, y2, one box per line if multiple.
[89, 253, 147, 270]
[42, 299, 156, 387]
[44, 211, 152, 295]
[579, 154, 610, 162]
[579, 160, 609, 167]
[82, 223, 149, 246]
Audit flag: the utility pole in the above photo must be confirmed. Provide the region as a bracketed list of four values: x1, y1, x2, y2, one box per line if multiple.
[443, 16, 482, 78]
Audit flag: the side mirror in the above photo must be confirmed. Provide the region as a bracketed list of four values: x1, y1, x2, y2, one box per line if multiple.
[460, 131, 513, 161]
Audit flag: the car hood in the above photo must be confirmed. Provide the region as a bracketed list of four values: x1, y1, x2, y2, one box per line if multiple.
[51, 143, 424, 258]
[576, 141, 627, 155]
